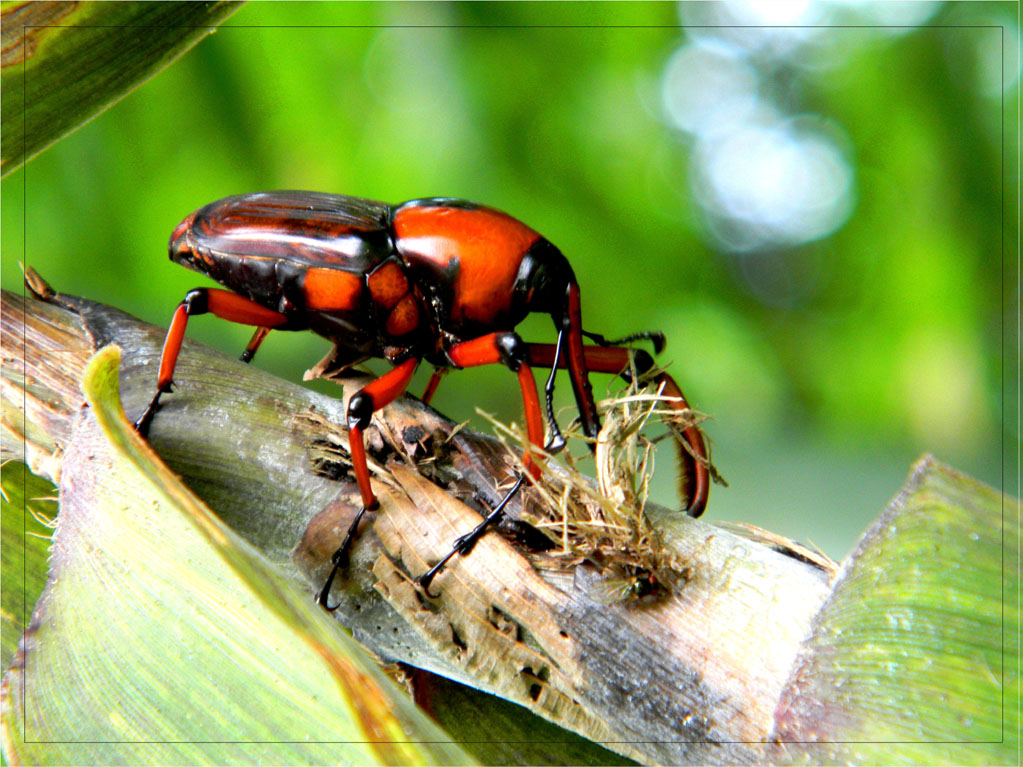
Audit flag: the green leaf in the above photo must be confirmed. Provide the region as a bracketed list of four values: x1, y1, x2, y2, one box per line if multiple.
[420, 672, 635, 766]
[774, 456, 1018, 764]
[1, 1, 241, 177]
[1, 346, 475, 766]
[0, 461, 54, 672]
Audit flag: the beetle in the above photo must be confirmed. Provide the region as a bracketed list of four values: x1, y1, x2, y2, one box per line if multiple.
[134, 192, 710, 607]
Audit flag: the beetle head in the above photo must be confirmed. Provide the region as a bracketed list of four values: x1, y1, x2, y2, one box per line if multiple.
[512, 238, 576, 328]
[512, 239, 602, 443]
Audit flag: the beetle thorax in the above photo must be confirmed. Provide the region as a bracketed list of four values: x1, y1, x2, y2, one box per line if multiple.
[393, 201, 547, 339]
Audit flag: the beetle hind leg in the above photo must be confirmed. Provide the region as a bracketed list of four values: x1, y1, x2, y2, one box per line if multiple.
[135, 289, 289, 435]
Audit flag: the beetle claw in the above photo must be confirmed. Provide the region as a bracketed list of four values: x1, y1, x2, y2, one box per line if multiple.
[415, 473, 527, 597]
[316, 560, 343, 612]
[417, 570, 441, 599]
[134, 382, 174, 436]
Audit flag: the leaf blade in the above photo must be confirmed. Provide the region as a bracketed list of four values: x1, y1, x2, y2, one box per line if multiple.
[1, 345, 475, 766]
[1, 1, 241, 177]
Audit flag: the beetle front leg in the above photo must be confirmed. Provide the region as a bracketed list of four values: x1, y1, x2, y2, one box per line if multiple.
[317, 356, 419, 611]
[525, 342, 710, 517]
[134, 288, 290, 436]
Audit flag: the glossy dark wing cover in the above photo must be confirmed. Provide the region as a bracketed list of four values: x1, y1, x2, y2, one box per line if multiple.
[188, 192, 394, 272]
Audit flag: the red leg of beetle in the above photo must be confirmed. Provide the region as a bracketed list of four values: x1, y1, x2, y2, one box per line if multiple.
[318, 357, 419, 611]
[417, 331, 546, 595]
[525, 342, 709, 517]
[348, 425, 374, 509]
[154, 303, 190, 392]
[240, 326, 272, 363]
[652, 372, 710, 517]
[446, 333, 510, 367]
[448, 332, 544, 478]
[516, 364, 544, 479]
[134, 288, 289, 435]
[564, 283, 600, 441]
[421, 368, 447, 405]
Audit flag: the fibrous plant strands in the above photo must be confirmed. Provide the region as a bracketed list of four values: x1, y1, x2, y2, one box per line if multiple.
[295, 408, 401, 495]
[479, 373, 711, 602]
[717, 521, 838, 576]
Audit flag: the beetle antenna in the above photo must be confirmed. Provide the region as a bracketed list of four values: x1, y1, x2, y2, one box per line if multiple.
[581, 329, 665, 355]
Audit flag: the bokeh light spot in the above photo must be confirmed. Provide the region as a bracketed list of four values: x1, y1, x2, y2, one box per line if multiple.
[661, 41, 757, 137]
[691, 115, 855, 252]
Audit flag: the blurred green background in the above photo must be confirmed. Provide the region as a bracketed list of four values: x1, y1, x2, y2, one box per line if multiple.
[2, 1, 1017, 560]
